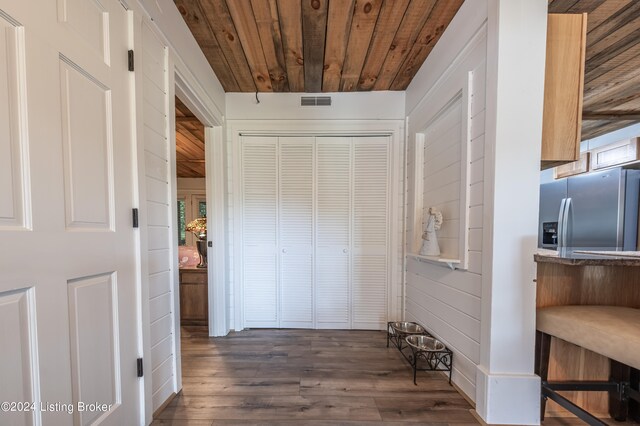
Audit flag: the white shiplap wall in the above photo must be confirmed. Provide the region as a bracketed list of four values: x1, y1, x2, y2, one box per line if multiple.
[139, 21, 176, 412]
[405, 20, 487, 401]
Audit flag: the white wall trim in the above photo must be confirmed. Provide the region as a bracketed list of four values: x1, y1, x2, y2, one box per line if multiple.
[228, 119, 404, 331]
[408, 81, 472, 268]
[167, 57, 182, 397]
[206, 126, 230, 337]
[476, 366, 541, 425]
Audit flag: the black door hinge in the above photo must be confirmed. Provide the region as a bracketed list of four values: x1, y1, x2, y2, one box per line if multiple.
[137, 358, 144, 377]
[128, 50, 134, 72]
[132, 208, 139, 228]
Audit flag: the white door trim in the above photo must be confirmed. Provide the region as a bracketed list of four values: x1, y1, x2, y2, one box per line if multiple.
[228, 119, 404, 331]
[205, 126, 229, 337]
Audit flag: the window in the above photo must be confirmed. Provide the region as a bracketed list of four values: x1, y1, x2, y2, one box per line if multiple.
[177, 193, 206, 246]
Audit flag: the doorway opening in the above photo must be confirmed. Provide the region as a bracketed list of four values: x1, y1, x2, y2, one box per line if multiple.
[174, 96, 210, 352]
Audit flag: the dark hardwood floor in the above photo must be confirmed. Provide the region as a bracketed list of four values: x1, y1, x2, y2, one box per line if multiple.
[152, 327, 479, 425]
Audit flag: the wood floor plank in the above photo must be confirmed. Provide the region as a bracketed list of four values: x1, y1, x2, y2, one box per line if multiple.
[180, 377, 301, 396]
[300, 375, 456, 397]
[375, 397, 478, 423]
[159, 395, 382, 422]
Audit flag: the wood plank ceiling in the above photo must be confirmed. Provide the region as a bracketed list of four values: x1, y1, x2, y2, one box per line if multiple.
[548, 0, 640, 140]
[174, 0, 639, 141]
[176, 97, 206, 178]
[174, 0, 464, 93]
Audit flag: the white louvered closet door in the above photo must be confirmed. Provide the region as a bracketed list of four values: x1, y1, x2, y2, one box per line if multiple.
[241, 135, 390, 330]
[242, 137, 279, 327]
[352, 137, 390, 329]
[315, 137, 352, 328]
[279, 138, 314, 328]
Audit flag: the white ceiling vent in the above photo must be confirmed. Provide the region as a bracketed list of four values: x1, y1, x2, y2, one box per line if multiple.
[300, 96, 332, 106]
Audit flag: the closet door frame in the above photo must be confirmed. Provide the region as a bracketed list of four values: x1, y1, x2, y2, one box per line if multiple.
[230, 120, 404, 331]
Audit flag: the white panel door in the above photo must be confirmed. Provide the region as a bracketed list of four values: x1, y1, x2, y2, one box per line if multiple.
[352, 137, 390, 329]
[0, 1, 139, 425]
[241, 137, 279, 327]
[315, 137, 352, 329]
[279, 137, 314, 328]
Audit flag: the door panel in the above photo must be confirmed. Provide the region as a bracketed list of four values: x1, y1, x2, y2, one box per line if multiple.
[67, 273, 120, 426]
[242, 138, 278, 327]
[279, 138, 314, 327]
[315, 138, 351, 328]
[57, 0, 110, 64]
[568, 168, 622, 248]
[0, 288, 38, 426]
[0, 14, 29, 230]
[352, 138, 389, 329]
[59, 57, 113, 230]
[538, 179, 567, 248]
[0, 0, 139, 424]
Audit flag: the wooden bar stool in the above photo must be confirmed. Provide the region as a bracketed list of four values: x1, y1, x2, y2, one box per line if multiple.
[535, 305, 640, 425]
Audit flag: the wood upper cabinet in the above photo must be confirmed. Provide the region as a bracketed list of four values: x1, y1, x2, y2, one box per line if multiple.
[541, 13, 588, 170]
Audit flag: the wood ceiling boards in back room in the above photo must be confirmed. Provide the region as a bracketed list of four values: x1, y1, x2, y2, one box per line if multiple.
[548, 0, 640, 140]
[176, 97, 206, 178]
[173, 0, 464, 93]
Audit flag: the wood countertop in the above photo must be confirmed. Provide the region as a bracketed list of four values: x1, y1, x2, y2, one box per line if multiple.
[534, 248, 640, 266]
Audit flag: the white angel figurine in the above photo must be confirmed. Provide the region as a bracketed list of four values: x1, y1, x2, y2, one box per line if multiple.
[419, 207, 443, 256]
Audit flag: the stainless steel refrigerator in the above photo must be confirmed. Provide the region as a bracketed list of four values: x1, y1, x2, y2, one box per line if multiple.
[538, 168, 640, 250]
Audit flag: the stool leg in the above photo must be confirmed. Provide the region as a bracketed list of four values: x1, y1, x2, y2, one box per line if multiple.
[535, 331, 551, 421]
[609, 360, 630, 422]
[631, 368, 639, 423]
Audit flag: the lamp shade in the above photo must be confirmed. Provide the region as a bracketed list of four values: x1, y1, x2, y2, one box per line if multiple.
[186, 217, 206, 240]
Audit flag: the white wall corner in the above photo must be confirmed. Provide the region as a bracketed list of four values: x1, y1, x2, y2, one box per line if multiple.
[475, 366, 541, 425]
[477, 0, 547, 424]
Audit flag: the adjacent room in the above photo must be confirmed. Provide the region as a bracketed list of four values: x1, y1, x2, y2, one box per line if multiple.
[1, 0, 638, 425]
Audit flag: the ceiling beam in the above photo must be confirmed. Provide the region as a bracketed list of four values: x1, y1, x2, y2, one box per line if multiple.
[582, 111, 640, 120]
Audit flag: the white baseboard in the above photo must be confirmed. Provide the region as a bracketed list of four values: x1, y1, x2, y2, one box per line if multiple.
[475, 365, 541, 425]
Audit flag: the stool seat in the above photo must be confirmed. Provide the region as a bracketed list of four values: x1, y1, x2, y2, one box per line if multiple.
[537, 305, 640, 370]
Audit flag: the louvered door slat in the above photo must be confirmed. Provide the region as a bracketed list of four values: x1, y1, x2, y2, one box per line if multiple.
[279, 138, 314, 327]
[315, 138, 351, 328]
[242, 138, 278, 327]
[352, 137, 389, 329]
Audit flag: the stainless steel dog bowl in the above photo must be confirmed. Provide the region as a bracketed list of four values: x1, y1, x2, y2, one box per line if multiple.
[390, 321, 426, 334]
[405, 335, 445, 352]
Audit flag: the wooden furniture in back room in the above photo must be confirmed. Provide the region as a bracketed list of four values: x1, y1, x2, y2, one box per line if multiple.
[179, 267, 208, 326]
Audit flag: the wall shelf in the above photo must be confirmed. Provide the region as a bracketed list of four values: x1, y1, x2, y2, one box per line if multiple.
[407, 253, 461, 270]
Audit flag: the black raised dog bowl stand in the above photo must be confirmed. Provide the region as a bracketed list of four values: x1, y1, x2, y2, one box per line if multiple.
[386, 321, 453, 385]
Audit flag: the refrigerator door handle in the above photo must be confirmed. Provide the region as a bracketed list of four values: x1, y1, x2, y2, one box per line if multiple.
[559, 198, 572, 248]
[557, 198, 567, 248]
